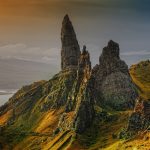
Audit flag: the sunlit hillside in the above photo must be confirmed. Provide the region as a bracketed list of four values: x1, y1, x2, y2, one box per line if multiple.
[130, 60, 150, 99]
[1, 60, 149, 149]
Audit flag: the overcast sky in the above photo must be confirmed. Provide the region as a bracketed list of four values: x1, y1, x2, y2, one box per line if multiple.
[0, 0, 150, 68]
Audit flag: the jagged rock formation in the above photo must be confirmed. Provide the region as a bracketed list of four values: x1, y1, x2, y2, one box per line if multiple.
[0, 15, 140, 149]
[91, 40, 138, 110]
[127, 97, 150, 131]
[61, 14, 81, 70]
[58, 46, 94, 133]
[119, 97, 150, 140]
[73, 46, 94, 133]
[79, 46, 91, 70]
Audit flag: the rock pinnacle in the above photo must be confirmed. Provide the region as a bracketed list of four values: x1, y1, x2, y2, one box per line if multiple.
[61, 14, 80, 70]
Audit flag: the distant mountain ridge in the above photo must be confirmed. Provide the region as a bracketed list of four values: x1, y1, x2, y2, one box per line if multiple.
[0, 57, 58, 90]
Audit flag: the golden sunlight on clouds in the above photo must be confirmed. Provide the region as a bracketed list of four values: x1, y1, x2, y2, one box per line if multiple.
[0, 0, 150, 67]
[0, 0, 64, 18]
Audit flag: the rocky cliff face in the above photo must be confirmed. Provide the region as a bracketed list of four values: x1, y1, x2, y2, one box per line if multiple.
[0, 15, 140, 149]
[119, 97, 150, 139]
[73, 46, 94, 133]
[0, 15, 138, 134]
[61, 15, 81, 70]
[91, 40, 138, 110]
[58, 46, 94, 133]
[127, 97, 150, 131]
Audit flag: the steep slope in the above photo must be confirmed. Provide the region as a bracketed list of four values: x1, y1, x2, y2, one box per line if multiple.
[0, 15, 95, 149]
[0, 15, 140, 150]
[127, 60, 150, 137]
[0, 63, 94, 149]
[130, 60, 150, 99]
[104, 61, 150, 150]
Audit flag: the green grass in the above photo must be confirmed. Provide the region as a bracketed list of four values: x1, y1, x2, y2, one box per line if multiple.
[130, 60, 150, 99]
[1, 60, 150, 150]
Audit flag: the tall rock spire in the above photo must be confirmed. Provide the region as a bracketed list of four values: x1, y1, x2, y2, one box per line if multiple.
[61, 14, 80, 70]
[91, 40, 138, 110]
[99, 40, 120, 64]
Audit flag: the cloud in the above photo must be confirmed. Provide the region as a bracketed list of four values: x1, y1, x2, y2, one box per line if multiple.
[0, 43, 60, 64]
[121, 50, 150, 56]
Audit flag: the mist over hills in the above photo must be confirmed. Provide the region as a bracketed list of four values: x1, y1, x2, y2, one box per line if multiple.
[0, 58, 58, 90]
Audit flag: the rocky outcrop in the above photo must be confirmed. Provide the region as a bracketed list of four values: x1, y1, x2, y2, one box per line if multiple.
[127, 97, 150, 131]
[61, 14, 81, 70]
[79, 45, 91, 70]
[99, 40, 128, 74]
[73, 46, 94, 133]
[78, 46, 91, 83]
[92, 40, 138, 110]
[0, 15, 139, 147]
[119, 97, 150, 139]
[57, 46, 94, 133]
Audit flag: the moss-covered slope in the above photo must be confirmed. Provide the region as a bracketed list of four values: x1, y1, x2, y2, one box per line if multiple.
[130, 60, 150, 99]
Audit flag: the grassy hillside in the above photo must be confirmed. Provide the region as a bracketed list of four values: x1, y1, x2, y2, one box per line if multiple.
[130, 60, 150, 99]
[0, 60, 150, 150]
